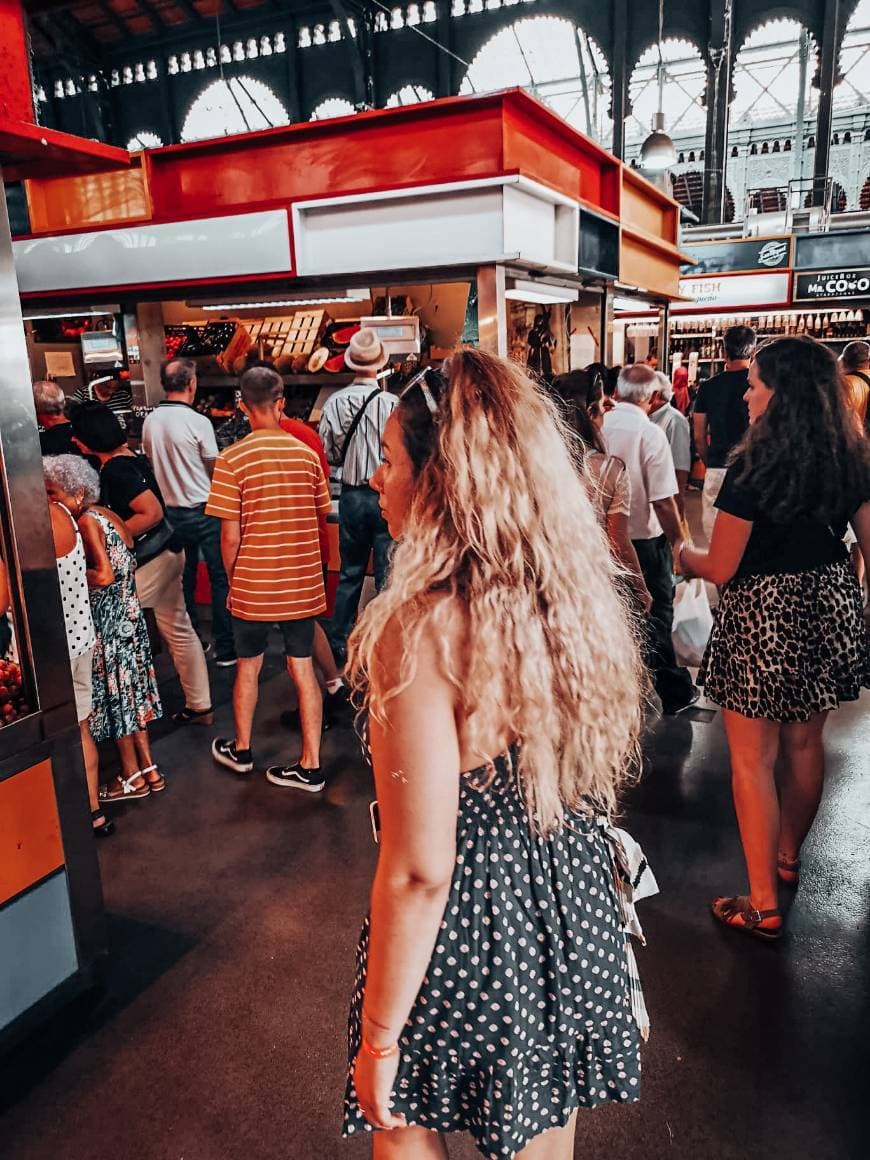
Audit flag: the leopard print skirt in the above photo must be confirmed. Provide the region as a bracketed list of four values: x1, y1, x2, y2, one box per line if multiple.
[698, 560, 870, 723]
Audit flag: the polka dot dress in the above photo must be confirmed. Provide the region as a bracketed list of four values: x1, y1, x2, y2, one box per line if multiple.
[343, 749, 642, 1159]
[55, 503, 96, 660]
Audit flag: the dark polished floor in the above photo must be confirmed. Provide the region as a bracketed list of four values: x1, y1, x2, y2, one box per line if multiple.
[1, 645, 868, 1159]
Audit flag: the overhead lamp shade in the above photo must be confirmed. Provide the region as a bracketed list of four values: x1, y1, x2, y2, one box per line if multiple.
[639, 111, 677, 172]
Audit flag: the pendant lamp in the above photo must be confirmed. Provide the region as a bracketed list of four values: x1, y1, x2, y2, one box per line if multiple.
[639, 0, 676, 172]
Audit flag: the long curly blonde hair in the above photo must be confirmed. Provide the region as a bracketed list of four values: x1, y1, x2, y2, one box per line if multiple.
[347, 349, 643, 832]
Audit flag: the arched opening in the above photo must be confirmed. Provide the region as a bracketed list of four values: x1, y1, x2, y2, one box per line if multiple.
[860, 173, 870, 210]
[386, 84, 435, 106]
[803, 180, 848, 212]
[626, 38, 706, 149]
[670, 169, 735, 223]
[730, 20, 818, 132]
[835, 0, 870, 112]
[127, 130, 163, 151]
[181, 76, 290, 142]
[310, 97, 356, 121]
[459, 17, 612, 145]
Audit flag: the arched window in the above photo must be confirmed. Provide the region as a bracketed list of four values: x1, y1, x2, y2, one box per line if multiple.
[386, 84, 435, 106]
[626, 39, 706, 148]
[730, 20, 818, 131]
[181, 76, 290, 142]
[670, 169, 735, 223]
[458, 17, 612, 145]
[835, 0, 870, 111]
[127, 130, 163, 151]
[310, 97, 356, 120]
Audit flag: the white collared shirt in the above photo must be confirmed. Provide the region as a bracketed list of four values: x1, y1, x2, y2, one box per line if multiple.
[603, 402, 678, 540]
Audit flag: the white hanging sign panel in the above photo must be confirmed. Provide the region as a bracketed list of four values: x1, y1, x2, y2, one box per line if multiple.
[672, 272, 791, 313]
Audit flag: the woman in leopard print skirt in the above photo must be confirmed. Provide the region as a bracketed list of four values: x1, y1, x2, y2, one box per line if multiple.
[677, 336, 870, 941]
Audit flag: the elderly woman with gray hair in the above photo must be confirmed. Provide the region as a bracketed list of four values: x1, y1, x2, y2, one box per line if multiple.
[43, 455, 164, 806]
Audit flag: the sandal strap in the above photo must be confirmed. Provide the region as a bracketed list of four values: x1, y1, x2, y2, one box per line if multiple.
[717, 897, 780, 928]
[141, 764, 158, 776]
[777, 853, 800, 870]
[119, 771, 145, 793]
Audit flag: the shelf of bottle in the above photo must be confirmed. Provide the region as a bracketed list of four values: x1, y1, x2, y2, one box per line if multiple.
[196, 374, 355, 390]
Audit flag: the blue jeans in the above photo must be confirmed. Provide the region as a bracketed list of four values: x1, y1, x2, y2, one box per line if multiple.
[166, 503, 235, 660]
[328, 485, 393, 656]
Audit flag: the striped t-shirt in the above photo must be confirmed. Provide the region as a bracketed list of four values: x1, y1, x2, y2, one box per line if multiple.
[205, 429, 332, 622]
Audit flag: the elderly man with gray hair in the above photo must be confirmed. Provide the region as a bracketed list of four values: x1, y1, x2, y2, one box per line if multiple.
[650, 371, 692, 518]
[34, 380, 82, 458]
[603, 363, 697, 715]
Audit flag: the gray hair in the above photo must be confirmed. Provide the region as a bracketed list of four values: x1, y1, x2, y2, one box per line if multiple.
[161, 358, 196, 394]
[43, 454, 101, 505]
[33, 380, 66, 417]
[654, 371, 674, 401]
[617, 364, 658, 405]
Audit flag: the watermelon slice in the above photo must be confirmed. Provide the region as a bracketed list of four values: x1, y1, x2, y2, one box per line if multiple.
[324, 353, 347, 373]
[331, 324, 360, 347]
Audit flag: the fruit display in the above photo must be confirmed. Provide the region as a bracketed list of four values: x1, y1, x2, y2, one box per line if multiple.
[0, 660, 31, 726]
[164, 326, 189, 359]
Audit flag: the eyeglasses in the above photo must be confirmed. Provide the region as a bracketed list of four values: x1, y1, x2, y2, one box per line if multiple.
[399, 366, 445, 419]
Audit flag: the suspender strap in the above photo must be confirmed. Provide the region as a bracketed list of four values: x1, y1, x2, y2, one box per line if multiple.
[339, 388, 381, 470]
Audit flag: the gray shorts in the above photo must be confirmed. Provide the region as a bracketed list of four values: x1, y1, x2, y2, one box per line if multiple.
[70, 648, 94, 723]
[231, 617, 316, 659]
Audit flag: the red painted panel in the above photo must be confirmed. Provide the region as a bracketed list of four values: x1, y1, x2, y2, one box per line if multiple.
[0, 1, 34, 124]
[147, 102, 506, 220]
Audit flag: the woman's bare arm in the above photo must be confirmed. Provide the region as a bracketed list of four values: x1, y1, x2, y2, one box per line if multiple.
[79, 513, 116, 588]
[606, 510, 652, 613]
[124, 488, 164, 538]
[679, 511, 753, 586]
[361, 614, 460, 1047]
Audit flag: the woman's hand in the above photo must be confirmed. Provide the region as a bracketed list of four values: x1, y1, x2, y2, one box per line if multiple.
[353, 1048, 406, 1131]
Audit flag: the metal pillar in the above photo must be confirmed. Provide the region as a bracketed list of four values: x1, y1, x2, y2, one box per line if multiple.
[792, 29, 810, 182]
[813, 0, 841, 204]
[476, 266, 508, 357]
[285, 16, 304, 122]
[610, 0, 628, 160]
[702, 0, 734, 224]
[436, 0, 453, 98]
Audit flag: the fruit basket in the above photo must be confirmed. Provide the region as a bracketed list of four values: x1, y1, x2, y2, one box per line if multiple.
[0, 660, 31, 727]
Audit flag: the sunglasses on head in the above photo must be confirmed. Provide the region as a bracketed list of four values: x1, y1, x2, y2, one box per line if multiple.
[399, 366, 446, 418]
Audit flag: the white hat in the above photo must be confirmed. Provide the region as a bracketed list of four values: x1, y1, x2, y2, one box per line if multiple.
[345, 328, 388, 373]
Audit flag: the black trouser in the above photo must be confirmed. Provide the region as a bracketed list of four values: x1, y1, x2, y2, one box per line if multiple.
[327, 484, 393, 658]
[166, 503, 235, 661]
[633, 534, 695, 711]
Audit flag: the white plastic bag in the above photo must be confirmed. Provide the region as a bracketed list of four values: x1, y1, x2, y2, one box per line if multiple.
[672, 578, 714, 668]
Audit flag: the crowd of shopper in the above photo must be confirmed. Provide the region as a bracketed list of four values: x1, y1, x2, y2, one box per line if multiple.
[32, 325, 869, 1156]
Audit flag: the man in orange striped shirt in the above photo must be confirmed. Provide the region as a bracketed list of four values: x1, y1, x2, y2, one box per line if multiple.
[206, 366, 332, 790]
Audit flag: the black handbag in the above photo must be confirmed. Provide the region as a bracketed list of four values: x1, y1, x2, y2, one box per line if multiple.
[134, 516, 177, 567]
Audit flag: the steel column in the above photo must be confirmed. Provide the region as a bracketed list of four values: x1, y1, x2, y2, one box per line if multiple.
[702, 0, 734, 224]
[813, 0, 842, 204]
[610, 0, 628, 160]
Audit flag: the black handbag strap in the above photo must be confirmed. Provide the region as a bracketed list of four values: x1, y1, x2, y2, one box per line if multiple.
[339, 388, 380, 469]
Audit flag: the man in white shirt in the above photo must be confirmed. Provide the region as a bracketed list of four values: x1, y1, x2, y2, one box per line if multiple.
[650, 372, 692, 518]
[142, 359, 235, 666]
[603, 364, 697, 714]
[319, 330, 397, 663]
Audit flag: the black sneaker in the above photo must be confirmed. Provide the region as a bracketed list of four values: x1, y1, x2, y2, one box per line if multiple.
[324, 682, 351, 727]
[662, 688, 701, 716]
[212, 738, 254, 774]
[265, 763, 325, 792]
[215, 655, 238, 668]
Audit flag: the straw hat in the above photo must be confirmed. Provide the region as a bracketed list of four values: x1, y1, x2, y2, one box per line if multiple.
[345, 328, 388, 373]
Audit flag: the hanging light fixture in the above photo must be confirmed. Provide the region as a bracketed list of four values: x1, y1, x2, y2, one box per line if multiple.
[639, 0, 677, 172]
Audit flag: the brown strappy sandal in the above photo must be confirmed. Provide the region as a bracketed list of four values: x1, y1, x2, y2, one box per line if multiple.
[711, 896, 782, 942]
[141, 763, 166, 793]
[777, 854, 800, 886]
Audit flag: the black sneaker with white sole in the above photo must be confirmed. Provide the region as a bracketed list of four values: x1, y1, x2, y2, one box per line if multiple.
[212, 738, 254, 774]
[265, 763, 325, 792]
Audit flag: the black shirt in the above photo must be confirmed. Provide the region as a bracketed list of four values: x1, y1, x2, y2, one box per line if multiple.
[715, 459, 850, 579]
[694, 369, 750, 468]
[100, 454, 182, 564]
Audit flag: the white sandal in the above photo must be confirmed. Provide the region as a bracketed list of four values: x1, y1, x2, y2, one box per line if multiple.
[141, 763, 166, 793]
[99, 771, 150, 802]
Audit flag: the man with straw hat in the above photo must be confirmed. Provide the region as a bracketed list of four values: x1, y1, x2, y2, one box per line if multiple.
[319, 329, 397, 664]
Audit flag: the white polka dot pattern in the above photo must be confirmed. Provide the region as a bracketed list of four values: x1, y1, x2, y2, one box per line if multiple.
[55, 504, 96, 660]
[342, 750, 642, 1159]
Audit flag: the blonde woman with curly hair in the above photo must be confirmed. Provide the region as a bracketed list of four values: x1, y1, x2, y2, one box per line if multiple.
[342, 351, 654, 1159]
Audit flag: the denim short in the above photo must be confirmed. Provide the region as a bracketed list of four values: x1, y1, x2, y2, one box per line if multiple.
[231, 616, 316, 659]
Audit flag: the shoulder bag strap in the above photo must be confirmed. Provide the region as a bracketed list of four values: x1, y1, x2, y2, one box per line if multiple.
[339, 388, 381, 469]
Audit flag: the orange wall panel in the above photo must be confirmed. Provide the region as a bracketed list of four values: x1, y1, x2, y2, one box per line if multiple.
[25, 167, 150, 233]
[620, 234, 682, 300]
[621, 175, 678, 246]
[0, 760, 64, 907]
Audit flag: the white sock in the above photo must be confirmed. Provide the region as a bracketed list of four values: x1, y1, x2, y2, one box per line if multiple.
[326, 677, 345, 694]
